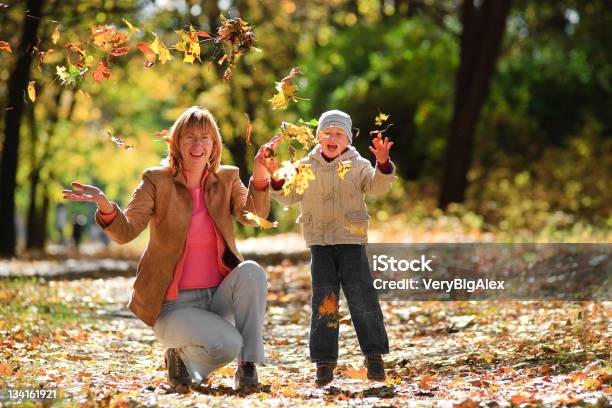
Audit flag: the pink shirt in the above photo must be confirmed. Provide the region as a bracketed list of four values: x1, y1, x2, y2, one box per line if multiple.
[98, 170, 270, 300]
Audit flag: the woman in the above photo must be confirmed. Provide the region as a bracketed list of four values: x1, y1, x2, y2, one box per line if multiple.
[62, 106, 273, 389]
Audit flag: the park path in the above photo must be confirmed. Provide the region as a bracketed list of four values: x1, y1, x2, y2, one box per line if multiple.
[0, 256, 610, 407]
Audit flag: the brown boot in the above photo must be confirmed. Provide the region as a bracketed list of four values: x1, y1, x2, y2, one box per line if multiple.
[315, 362, 336, 387]
[165, 348, 191, 386]
[364, 355, 386, 380]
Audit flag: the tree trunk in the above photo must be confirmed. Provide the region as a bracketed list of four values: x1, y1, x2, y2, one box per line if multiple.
[438, 0, 512, 210]
[26, 89, 63, 250]
[0, 0, 45, 257]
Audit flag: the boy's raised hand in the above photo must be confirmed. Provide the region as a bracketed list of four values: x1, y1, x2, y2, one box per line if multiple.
[368, 132, 394, 163]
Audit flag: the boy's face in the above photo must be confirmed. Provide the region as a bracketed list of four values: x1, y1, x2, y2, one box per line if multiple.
[318, 127, 350, 159]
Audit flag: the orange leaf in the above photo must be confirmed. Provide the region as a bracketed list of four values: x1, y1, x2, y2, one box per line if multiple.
[155, 130, 169, 137]
[93, 60, 111, 82]
[318, 292, 338, 316]
[0, 362, 12, 375]
[244, 113, 253, 145]
[419, 374, 436, 390]
[510, 394, 537, 404]
[0, 40, 11, 54]
[453, 398, 480, 408]
[196, 31, 213, 38]
[343, 367, 367, 379]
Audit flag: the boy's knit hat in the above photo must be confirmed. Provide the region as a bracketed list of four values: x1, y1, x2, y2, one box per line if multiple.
[316, 110, 353, 144]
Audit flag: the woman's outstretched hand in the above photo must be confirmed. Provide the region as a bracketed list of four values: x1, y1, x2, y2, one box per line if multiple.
[62, 182, 114, 214]
[254, 135, 281, 180]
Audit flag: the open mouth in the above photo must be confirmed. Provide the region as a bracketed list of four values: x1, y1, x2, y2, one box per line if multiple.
[327, 143, 338, 152]
[189, 152, 205, 158]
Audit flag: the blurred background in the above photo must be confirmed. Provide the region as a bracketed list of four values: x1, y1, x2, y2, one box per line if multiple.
[0, 0, 610, 257]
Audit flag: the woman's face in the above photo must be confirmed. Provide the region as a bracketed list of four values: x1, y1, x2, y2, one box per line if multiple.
[178, 125, 214, 172]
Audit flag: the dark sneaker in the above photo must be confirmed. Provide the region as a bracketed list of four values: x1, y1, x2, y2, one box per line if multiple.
[235, 362, 258, 389]
[165, 348, 191, 386]
[364, 355, 386, 380]
[315, 362, 336, 387]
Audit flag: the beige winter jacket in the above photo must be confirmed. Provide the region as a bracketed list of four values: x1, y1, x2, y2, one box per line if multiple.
[271, 145, 395, 246]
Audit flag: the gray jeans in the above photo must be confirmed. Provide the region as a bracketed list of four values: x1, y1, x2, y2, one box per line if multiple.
[153, 260, 267, 382]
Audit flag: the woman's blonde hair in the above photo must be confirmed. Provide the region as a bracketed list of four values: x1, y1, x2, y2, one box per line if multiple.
[162, 106, 223, 173]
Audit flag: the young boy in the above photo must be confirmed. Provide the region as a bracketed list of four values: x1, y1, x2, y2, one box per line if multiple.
[268, 109, 395, 386]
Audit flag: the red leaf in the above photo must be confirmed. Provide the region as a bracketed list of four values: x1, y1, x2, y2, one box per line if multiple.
[137, 42, 154, 54]
[196, 31, 213, 38]
[110, 46, 129, 56]
[93, 61, 111, 82]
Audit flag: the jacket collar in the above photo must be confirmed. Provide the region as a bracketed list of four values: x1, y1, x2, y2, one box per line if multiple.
[309, 144, 359, 168]
[173, 167, 216, 191]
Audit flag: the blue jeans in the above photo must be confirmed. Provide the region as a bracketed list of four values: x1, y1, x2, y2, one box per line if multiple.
[309, 244, 389, 363]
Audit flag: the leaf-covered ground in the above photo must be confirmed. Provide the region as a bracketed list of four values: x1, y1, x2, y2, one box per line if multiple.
[0, 260, 610, 407]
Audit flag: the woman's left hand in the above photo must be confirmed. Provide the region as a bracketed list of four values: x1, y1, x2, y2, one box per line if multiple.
[368, 132, 394, 163]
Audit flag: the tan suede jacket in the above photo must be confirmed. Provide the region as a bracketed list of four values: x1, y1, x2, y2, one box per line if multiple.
[271, 145, 395, 246]
[95, 165, 270, 327]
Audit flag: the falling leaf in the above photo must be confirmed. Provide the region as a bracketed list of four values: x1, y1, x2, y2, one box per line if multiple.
[244, 113, 253, 145]
[27, 81, 36, 102]
[244, 211, 278, 229]
[269, 67, 303, 110]
[318, 292, 338, 316]
[110, 46, 129, 56]
[0, 40, 11, 53]
[343, 367, 367, 379]
[51, 27, 60, 44]
[107, 130, 133, 151]
[155, 130, 169, 137]
[122, 18, 140, 36]
[173, 25, 201, 64]
[273, 161, 316, 196]
[93, 60, 111, 82]
[137, 42, 154, 54]
[214, 16, 256, 74]
[279, 121, 316, 148]
[91, 25, 128, 52]
[78, 89, 90, 98]
[149, 33, 172, 64]
[336, 160, 352, 180]
[374, 111, 389, 127]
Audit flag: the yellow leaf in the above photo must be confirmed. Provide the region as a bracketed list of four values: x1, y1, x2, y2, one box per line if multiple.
[375, 112, 389, 126]
[244, 211, 278, 229]
[27, 81, 36, 102]
[337, 160, 352, 180]
[149, 34, 172, 64]
[122, 18, 140, 36]
[269, 67, 303, 110]
[343, 367, 367, 379]
[345, 223, 367, 236]
[51, 27, 60, 44]
[273, 160, 317, 196]
[56, 65, 68, 81]
[173, 26, 201, 64]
